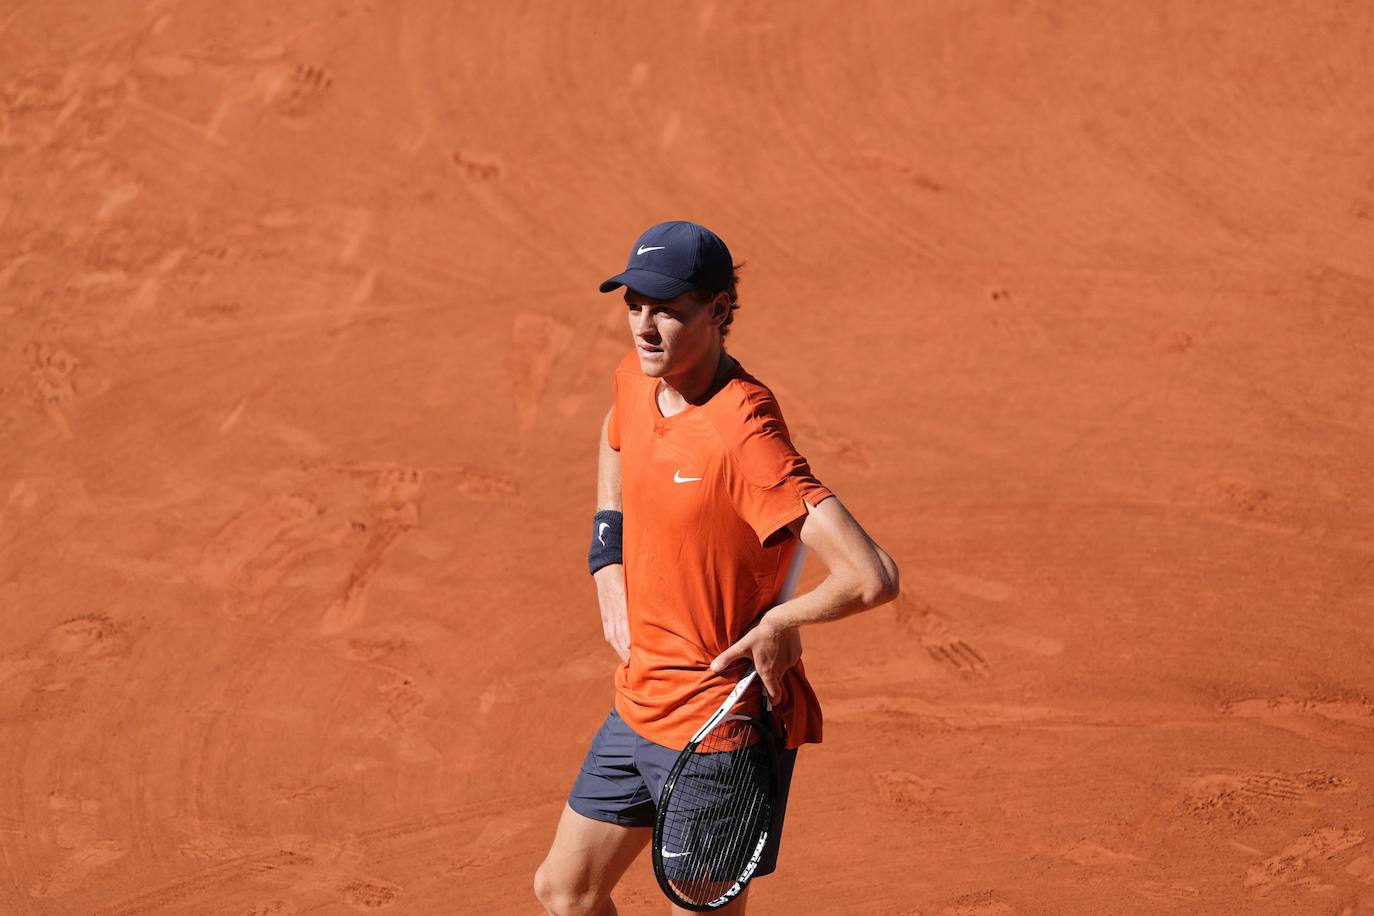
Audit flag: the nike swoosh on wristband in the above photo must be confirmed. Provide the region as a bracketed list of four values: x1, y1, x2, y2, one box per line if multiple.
[637, 245, 666, 255]
[597, 522, 609, 545]
[674, 471, 703, 483]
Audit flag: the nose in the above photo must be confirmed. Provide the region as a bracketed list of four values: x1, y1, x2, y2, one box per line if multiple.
[631, 308, 658, 341]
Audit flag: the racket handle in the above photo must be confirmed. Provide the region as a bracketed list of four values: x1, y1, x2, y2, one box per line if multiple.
[758, 543, 809, 714]
[776, 542, 808, 604]
[717, 543, 806, 720]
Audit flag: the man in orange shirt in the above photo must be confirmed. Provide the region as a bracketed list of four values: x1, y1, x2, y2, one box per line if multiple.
[535, 221, 900, 916]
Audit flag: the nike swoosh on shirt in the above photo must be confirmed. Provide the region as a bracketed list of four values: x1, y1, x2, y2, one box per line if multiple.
[673, 471, 703, 483]
[637, 245, 666, 255]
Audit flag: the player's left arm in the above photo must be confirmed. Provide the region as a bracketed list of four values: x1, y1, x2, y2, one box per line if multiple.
[710, 495, 899, 700]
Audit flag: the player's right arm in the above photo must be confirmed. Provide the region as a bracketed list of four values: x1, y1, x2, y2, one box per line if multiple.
[593, 406, 630, 662]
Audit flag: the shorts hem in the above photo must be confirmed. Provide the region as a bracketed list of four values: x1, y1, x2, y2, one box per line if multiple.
[566, 797, 653, 829]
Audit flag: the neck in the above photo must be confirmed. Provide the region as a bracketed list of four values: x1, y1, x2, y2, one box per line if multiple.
[659, 344, 733, 411]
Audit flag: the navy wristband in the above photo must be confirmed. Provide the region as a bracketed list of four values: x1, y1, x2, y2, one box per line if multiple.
[589, 510, 623, 575]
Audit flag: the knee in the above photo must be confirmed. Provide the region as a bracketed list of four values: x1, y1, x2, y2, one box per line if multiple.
[533, 862, 607, 916]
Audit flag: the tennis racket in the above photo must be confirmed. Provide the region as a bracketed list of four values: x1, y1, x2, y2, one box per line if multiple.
[651, 543, 808, 910]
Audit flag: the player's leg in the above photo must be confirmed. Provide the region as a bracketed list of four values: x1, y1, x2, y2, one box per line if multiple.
[537, 707, 658, 915]
[534, 803, 650, 916]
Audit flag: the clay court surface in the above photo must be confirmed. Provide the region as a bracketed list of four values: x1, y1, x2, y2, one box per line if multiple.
[2, 1, 1373, 913]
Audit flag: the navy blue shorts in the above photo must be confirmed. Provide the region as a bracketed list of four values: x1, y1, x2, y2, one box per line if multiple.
[567, 706, 799, 878]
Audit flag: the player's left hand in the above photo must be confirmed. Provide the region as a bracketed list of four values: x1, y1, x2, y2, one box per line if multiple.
[709, 616, 802, 705]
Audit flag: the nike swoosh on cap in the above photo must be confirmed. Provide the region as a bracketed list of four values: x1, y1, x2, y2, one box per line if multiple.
[637, 245, 666, 255]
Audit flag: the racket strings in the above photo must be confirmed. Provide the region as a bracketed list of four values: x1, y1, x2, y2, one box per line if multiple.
[659, 716, 774, 904]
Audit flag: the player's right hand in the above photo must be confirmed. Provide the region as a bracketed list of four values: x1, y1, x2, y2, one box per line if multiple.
[593, 563, 631, 662]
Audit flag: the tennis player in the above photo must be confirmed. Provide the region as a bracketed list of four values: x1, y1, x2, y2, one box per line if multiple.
[534, 220, 900, 915]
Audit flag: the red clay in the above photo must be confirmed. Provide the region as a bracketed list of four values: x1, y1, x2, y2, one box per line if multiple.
[1, 2, 1372, 914]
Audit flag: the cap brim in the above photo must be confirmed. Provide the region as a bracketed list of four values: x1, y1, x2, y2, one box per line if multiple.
[598, 269, 694, 299]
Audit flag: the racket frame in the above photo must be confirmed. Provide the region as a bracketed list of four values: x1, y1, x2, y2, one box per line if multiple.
[651, 666, 781, 910]
[650, 542, 808, 910]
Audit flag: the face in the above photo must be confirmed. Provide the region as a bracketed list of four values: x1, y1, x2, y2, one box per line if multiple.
[625, 289, 726, 377]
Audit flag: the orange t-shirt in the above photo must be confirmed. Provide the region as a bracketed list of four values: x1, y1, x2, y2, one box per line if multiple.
[607, 349, 835, 751]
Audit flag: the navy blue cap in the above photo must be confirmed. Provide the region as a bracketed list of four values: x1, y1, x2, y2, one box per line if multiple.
[599, 221, 733, 299]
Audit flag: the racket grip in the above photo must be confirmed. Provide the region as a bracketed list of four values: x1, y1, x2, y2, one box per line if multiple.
[776, 542, 808, 604]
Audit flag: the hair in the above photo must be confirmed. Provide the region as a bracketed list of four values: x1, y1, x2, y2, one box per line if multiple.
[690, 263, 743, 338]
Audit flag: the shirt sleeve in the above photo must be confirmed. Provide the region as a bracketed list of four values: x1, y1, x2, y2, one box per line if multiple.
[725, 392, 835, 547]
[607, 362, 622, 452]
[608, 402, 621, 452]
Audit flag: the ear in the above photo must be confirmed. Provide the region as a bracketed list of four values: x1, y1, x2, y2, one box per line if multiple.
[711, 291, 732, 324]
